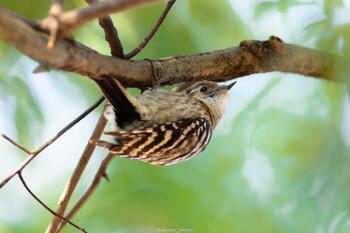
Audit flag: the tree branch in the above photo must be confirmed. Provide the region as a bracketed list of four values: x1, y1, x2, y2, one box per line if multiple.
[125, 0, 176, 59]
[46, 0, 65, 48]
[56, 153, 115, 232]
[97, 17, 124, 58]
[45, 103, 107, 233]
[85, 0, 124, 58]
[18, 172, 87, 233]
[47, 0, 162, 30]
[0, 133, 32, 154]
[0, 7, 348, 89]
[0, 97, 104, 189]
[1, 0, 348, 231]
[50, 0, 64, 16]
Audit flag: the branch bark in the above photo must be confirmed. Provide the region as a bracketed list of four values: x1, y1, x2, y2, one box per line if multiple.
[0, 7, 348, 90]
[56, 0, 162, 30]
[56, 153, 115, 232]
[45, 104, 107, 233]
[84, 0, 124, 58]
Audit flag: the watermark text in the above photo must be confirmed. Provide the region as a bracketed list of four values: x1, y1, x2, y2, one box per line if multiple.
[156, 227, 194, 233]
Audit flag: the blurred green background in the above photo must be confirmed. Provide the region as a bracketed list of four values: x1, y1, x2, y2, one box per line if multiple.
[1, 0, 350, 232]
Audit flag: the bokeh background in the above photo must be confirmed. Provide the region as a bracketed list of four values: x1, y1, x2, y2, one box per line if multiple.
[1, 0, 350, 232]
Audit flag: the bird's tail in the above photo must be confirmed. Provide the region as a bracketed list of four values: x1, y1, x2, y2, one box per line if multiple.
[93, 78, 132, 111]
[93, 77, 141, 127]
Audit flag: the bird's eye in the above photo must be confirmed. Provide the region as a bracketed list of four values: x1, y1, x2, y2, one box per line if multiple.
[200, 86, 207, 92]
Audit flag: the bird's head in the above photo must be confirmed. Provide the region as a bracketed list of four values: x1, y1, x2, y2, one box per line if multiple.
[175, 80, 236, 127]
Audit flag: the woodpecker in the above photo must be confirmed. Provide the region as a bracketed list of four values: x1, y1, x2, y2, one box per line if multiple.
[92, 78, 235, 166]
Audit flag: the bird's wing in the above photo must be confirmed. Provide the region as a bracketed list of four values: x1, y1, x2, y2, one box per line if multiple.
[94, 77, 141, 128]
[92, 118, 212, 166]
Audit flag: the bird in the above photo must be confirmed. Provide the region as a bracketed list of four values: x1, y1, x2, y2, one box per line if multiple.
[91, 77, 236, 166]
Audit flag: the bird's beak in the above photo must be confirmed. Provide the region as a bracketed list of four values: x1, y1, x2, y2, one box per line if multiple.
[225, 81, 237, 90]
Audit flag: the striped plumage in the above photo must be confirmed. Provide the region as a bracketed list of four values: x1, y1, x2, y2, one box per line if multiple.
[92, 78, 235, 166]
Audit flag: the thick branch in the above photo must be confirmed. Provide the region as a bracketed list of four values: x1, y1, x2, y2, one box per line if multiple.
[0, 7, 348, 88]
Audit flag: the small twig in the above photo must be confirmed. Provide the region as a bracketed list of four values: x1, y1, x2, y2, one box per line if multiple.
[45, 0, 162, 30]
[125, 0, 176, 59]
[18, 172, 87, 233]
[33, 97, 104, 156]
[45, 103, 108, 233]
[47, 0, 65, 48]
[0, 133, 32, 154]
[98, 18, 124, 58]
[50, 0, 64, 15]
[0, 97, 105, 189]
[56, 153, 115, 232]
[2, 7, 97, 56]
[85, 0, 124, 58]
[3, 7, 101, 55]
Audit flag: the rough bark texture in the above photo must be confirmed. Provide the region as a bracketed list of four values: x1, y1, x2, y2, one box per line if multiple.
[0, 7, 348, 89]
